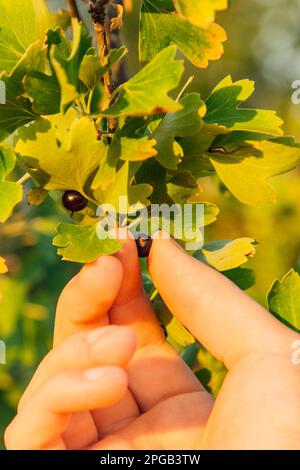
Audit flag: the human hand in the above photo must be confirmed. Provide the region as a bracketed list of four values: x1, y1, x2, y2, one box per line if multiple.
[5, 234, 300, 450]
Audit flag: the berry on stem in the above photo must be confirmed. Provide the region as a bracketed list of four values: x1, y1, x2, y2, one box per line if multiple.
[62, 191, 88, 212]
[135, 233, 153, 258]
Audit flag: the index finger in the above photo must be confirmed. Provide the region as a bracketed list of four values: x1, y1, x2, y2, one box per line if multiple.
[148, 235, 298, 368]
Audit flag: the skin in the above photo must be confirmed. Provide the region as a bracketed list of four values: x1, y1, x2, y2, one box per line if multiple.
[5, 233, 300, 450]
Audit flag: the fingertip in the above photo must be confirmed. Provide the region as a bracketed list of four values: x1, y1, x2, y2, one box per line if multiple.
[55, 256, 124, 343]
[113, 231, 143, 304]
[148, 231, 178, 275]
[87, 325, 137, 365]
[83, 365, 129, 407]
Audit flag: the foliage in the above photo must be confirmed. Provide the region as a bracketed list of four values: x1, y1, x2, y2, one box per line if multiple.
[0, 0, 300, 447]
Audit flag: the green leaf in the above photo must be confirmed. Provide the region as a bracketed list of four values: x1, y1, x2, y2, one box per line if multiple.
[207, 140, 300, 205]
[0, 41, 46, 140]
[0, 181, 23, 222]
[153, 297, 195, 348]
[139, 0, 226, 68]
[195, 238, 256, 271]
[0, 257, 7, 274]
[53, 223, 123, 263]
[24, 72, 61, 115]
[0, 146, 23, 222]
[51, 20, 91, 89]
[173, 0, 228, 28]
[41, 20, 92, 112]
[152, 93, 204, 169]
[205, 76, 283, 135]
[79, 46, 127, 90]
[224, 267, 256, 291]
[268, 269, 300, 333]
[109, 130, 158, 162]
[0, 0, 53, 72]
[29, 18, 91, 115]
[104, 46, 184, 117]
[15, 110, 107, 198]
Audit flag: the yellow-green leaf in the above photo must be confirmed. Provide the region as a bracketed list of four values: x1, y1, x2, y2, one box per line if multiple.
[16, 110, 107, 199]
[197, 238, 256, 271]
[53, 223, 123, 263]
[105, 46, 184, 117]
[207, 140, 300, 205]
[140, 1, 227, 68]
[0, 0, 53, 72]
[174, 0, 228, 28]
[268, 269, 300, 333]
[205, 76, 283, 135]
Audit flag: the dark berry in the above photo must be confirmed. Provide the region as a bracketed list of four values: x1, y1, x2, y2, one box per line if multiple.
[135, 233, 153, 258]
[62, 191, 88, 212]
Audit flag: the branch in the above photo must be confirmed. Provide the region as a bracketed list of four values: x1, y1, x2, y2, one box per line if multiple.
[88, 1, 116, 133]
[67, 0, 81, 19]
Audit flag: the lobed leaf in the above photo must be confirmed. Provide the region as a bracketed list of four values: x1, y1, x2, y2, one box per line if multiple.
[207, 140, 300, 205]
[104, 46, 184, 117]
[0, 146, 23, 222]
[0, 41, 46, 141]
[151, 93, 205, 170]
[53, 223, 123, 263]
[0, 0, 53, 72]
[195, 238, 256, 271]
[139, 0, 226, 68]
[205, 76, 283, 135]
[173, 0, 228, 28]
[16, 110, 107, 199]
[268, 269, 300, 333]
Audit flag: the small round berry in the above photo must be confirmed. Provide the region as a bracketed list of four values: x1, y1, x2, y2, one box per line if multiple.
[62, 191, 88, 212]
[135, 233, 153, 258]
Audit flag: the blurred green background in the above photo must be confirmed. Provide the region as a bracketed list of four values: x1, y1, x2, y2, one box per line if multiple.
[1, 0, 300, 447]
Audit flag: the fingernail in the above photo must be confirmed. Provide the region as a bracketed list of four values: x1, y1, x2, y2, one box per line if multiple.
[84, 367, 111, 382]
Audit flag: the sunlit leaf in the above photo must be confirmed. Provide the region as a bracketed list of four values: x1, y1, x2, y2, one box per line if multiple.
[140, 0, 226, 68]
[16, 111, 107, 199]
[207, 140, 300, 205]
[0, 0, 53, 72]
[205, 76, 283, 135]
[152, 93, 204, 169]
[0, 146, 23, 222]
[173, 0, 228, 28]
[104, 46, 184, 117]
[53, 223, 123, 263]
[0, 41, 46, 140]
[268, 269, 300, 333]
[195, 238, 256, 271]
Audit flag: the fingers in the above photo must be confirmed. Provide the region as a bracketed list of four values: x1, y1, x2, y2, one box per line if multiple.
[91, 391, 213, 450]
[18, 325, 136, 411]
[148, 235, 298, 369]
[5, 366, 128, 450]
[109, 233, 210, 412]
[54, 256, 123, 345]
[112, 229, 165, 347]
[53, 253, 140, 440]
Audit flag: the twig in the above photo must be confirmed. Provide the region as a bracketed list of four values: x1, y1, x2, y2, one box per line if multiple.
[17, 173, 31, 185]
[67, 0, 81, 19]
[89, 0, 116, 133]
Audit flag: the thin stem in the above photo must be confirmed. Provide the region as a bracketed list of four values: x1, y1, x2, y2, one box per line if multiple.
[87, 89, 94, 114]
[67, 0, 81, 19]
[17, 173, 31, 185]
[89, 0, 117, 133]
[176, 75, 195, 101]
